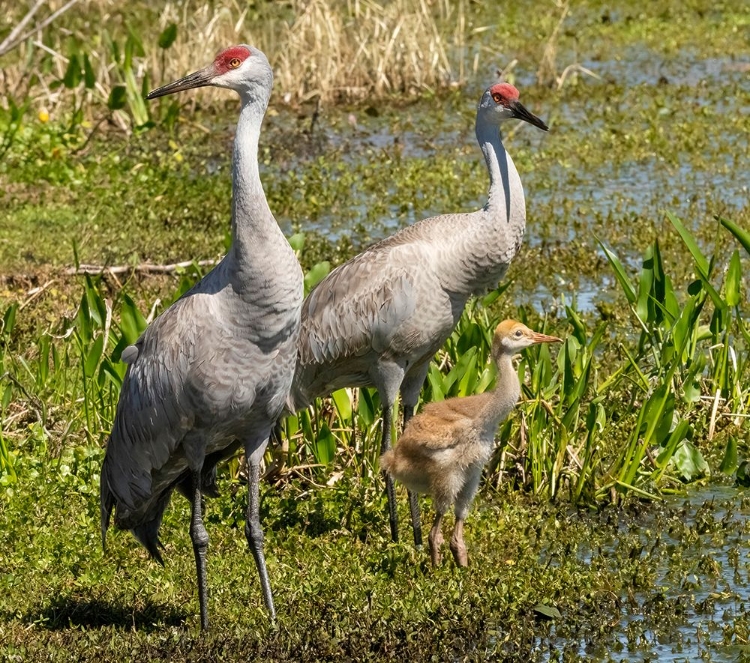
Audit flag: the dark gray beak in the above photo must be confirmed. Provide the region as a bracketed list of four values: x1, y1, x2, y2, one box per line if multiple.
[510, 100, 549, 131]
[147, 66, 214, 100]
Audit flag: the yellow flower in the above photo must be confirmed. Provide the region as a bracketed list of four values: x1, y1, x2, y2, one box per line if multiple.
[38, 108, 49, 123]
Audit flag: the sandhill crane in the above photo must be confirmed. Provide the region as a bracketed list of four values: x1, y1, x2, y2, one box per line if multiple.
[381, 320, 562, 566]
[290, 83, 547, 545]
[99, 45, 303, 629]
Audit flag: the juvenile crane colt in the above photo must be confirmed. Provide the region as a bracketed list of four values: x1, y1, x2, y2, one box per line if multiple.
[381, 320, 562, 567]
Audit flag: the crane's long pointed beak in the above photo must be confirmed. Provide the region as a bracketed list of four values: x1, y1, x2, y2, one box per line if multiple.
[530, 332, 563, 344]
[510, 100, 549, 131]
[147, 67, 214, 100]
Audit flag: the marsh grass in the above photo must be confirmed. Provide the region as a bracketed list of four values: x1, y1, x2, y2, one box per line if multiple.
[1, 214, 746, 507]
[1, 0, 481, 130]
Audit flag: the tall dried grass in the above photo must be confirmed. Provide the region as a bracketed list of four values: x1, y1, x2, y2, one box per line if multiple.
[1, 0, 485, 116]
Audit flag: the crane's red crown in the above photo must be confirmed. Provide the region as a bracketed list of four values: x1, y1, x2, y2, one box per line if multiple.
[214, 46, 252, 74]
[489, 83, 520, 106]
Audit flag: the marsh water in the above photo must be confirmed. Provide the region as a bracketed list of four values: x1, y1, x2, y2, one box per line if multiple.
[256, 46, 750, 319]
[540, 486, 750, 662]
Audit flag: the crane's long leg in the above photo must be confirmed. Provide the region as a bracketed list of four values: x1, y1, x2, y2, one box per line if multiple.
[189, 469, 210, 630]
[245, 441, 276, 621]
[402, 404, 423, 549]
[381, 402, 399, 543]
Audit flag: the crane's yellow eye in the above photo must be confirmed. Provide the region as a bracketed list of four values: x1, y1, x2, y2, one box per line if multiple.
[491, 93, 503, 104]
[229, 58, 241, 68]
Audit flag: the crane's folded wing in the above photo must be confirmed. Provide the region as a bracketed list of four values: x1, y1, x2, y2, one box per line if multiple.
[299, 248, 417, 366]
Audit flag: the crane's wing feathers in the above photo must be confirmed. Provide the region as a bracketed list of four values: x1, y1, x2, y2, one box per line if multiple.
[300, 248, 417, 366]
[102, 293, 245, 519]
[104, 318, 196, 513]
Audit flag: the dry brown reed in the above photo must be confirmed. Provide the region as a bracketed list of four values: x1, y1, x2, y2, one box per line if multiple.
[1, 0, 490, 117]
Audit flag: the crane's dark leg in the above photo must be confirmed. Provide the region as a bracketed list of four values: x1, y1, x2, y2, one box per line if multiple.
[245, 442, 276, 621]
[381, 402, 399, 543]
[402, 404, 423, 549]
[189, 469, 210, 630]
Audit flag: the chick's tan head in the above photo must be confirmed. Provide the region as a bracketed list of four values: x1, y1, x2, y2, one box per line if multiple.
[493, 319, 562, 354]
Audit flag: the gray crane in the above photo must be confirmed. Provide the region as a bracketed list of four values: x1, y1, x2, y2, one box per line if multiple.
[289, 83, 547, 546]
[100, 45, 303, 630]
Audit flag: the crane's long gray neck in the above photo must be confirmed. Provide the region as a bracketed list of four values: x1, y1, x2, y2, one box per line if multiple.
[476, 118, 512, 224]
[229, 94, 276, 262]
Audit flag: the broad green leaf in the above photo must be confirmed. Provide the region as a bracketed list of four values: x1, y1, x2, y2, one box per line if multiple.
[480, 280, 512, 307]
[63, 54, 82, 89]
[719, 437, 738, 476]
[124, 66, 149, 125]
[2, 383, 12, 411]
[427, 364, 445, 402]
[670, 440, 709, 482]
[304, 261, 330, 294]
[83, 54, 96, 89]
[358, 388, 377, 426]
[287, 233, 305, 252]
[85, 334, 105, 377]
[100, 358, 125, 387]
[534, 604, 562, 620]
[2, 303, 17, 338]
[456, 352, 478, 397]
[108, 85, 127, 110]
[313, 423, 336, 465]
[724, 250, 741, 307]
[331, 389, 352, 423]
[158, 23, 178, 49]
[284, 413, 299, 440]
[565, 306, 586, 345]
[119, 294, 147, 345]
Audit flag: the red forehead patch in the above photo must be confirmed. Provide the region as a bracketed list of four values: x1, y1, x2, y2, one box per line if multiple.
[214, 45, 252, 74]
[489, 82, 519, 102]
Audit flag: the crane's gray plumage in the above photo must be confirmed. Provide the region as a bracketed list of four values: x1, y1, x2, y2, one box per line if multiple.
[290, 82, 547, 544]
[100, 45, 303, 629]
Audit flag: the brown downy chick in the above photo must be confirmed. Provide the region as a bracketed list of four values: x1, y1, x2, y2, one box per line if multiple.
[381, 320, 562, 567]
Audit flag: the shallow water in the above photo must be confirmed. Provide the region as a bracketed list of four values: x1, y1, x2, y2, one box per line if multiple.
[543, 485, 750, 661]
[266, 47, 750, 312]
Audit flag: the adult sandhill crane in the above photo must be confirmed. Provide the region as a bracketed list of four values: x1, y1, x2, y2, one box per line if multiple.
[290, 83, 548, 546]
[381, 320, 562, 566]
[99, 45, 303, 629]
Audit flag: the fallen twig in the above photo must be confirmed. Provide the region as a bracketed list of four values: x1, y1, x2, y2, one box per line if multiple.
[65, 259, 218, 276]
[19, 279, 56, 310]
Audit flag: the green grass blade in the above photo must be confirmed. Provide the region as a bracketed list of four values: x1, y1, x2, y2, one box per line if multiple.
[720, 216, 750, 256]
[666, 211, 709, 277]
[597, 237, 636, 304]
